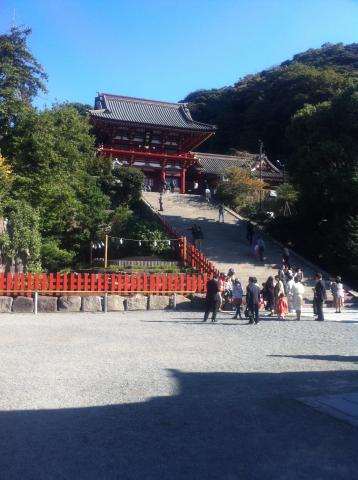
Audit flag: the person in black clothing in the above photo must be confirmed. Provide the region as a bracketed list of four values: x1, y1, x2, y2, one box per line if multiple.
[246, 222, 254, 245]
[194, 226, 204, 251]
[246, 276, 261, 324]
[188, 224, 199, 245]
[264, 276, 275, 315]
[313, 273, 327, 321]
[282, 245, 291, 268]
[203, 276, 220, 322]
[169, 179, 175, 193]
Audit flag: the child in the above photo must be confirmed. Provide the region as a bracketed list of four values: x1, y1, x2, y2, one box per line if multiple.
[276, 292, 288, 320]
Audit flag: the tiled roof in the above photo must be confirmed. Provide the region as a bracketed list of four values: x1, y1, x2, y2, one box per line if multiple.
[192, 152, 284, 180]
[90, 94, 217, 132]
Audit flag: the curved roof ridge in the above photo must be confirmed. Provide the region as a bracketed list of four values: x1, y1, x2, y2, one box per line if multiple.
[101, 93, 187, 108]
[91, 93, 216, 132]
[194, 151, 255, 159]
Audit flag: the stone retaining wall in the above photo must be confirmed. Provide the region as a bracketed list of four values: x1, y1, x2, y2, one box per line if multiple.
[0, 294, 205, 313]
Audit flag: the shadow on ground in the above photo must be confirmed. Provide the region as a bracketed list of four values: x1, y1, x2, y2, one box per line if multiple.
[268, 354, 358, 364]
[1, 369, 358, 479]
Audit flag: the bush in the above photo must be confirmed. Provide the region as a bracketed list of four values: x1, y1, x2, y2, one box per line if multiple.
[41, 239, 75, 272]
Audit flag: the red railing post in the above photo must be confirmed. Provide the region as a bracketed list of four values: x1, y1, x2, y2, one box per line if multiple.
[77, 273, 82, 296]
[0, 273, 4, 296]
[27, 272, 33, 298]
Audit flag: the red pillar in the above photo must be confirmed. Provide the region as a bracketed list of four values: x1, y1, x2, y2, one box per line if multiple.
[181, 168, 186, 194]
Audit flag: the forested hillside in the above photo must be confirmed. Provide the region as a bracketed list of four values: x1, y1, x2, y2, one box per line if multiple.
[184, 43, 358, 284]
[184, 43, 358, 158]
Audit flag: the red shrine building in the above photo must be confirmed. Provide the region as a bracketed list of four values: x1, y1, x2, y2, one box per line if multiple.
[90, 93, 283, 192]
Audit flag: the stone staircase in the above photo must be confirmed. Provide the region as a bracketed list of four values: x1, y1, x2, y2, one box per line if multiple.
[143, 192, 354, 304]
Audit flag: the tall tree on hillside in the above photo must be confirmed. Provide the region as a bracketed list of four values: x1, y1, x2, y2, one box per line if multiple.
[0, 26, 47, 140]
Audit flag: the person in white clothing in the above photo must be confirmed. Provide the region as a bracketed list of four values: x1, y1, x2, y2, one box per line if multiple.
[330, 276, 344, 313]
[292, 277, 305, 320]
[286, 275, 295, 313]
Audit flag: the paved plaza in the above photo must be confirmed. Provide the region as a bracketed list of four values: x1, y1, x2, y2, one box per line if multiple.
[0, 309, 357, 479]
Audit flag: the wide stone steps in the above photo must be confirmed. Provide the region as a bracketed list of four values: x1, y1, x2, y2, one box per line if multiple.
[143, 192, 347, 304]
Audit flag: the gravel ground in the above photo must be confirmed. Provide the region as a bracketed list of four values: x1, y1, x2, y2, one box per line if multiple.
[0, 309, 357, 480]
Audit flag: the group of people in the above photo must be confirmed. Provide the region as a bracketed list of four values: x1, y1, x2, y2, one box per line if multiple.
[203, 271, 263, 324]
[203, 266, 345, 324]
[160, 179, 176, 194]
[261, 265, 305, 320]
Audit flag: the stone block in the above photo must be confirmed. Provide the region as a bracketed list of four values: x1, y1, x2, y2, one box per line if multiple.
[58, 296, 82, 312]
[173, 294, 191, 310]
[38, 296, 58, 313]
[125, 295, 148, 311]
[82, 296, 103, 312]
[13, 296, 34, 313]
[191, 293, 206, 310]
[0, 296, 13, 313]
[107, 295, 125, 311]
[148, 295, 171, 310]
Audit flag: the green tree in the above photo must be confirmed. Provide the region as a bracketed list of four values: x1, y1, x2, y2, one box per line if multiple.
[0, 26, 47, 140]
[41, 239, 75, 272]
[275, 183, 299, 215]
[5, 104, 110, 266]
[216, 167, 265, 212]
[0, 153, 13, 204]
[102, 166, 145, 208]
[0, 201, 41, 271]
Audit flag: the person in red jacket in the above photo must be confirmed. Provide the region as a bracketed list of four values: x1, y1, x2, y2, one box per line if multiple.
[276, 292, 288, 320]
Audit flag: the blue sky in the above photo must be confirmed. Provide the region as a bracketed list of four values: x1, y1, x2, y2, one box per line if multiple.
[1, 0, 358, 108]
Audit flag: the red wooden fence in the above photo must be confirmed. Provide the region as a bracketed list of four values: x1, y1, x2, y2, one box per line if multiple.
[0, 272, 208, 297]
[159, 217, 219, 276]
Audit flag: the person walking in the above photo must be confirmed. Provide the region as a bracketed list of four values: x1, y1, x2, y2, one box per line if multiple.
[282, 245, 291, 268]
[218, 204, 224, 222]
[203, 276, 221, 323]
[246, 277, 261, 324]
[330, 276, 344, 313]
[196, 226, 204, 251]
[169, 179, 175, 193]
[264, 276, 275, 315]
[313, 273, 327, 321]
[232, 279, 244, 319]
[292, 276, 305, 320]
[205, 187, 211, 202]
[246, 222, 254, 245]
[256, 236, 265, 262]
[188, 224, 199, 246]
